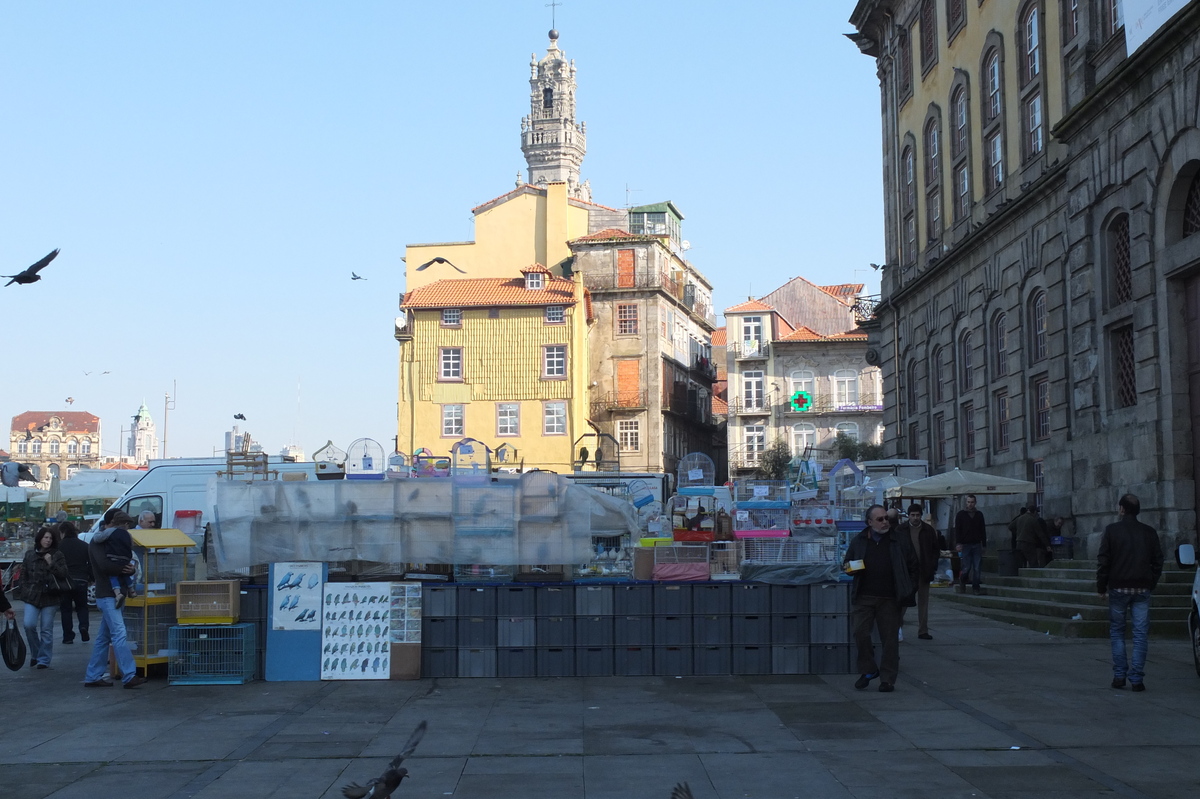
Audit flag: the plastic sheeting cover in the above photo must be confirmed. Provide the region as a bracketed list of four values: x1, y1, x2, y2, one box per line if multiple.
[208, 475, 639, 573]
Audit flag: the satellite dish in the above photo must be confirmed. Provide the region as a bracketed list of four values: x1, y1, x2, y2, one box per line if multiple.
[680, 240, 691, 251]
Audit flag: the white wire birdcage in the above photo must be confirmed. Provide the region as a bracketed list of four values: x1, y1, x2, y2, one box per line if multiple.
[709, 541, 744, 580]
[742, 536, 840, 564]
[733, 479, 790, 504]
[653, 544, 709, 565]
[677, 452, 716, 489]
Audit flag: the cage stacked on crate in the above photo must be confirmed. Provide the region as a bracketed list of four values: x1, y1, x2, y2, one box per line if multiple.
[124, 528, 200, 670]
[168, 578, 255, 685]
[453, 467, 516, 582]
[652, 543, 709, 581]
[732, 479, 791, 538]
[740, 532, 844, 584]
[568, 474, 634, 580]
[667, 494, 717, 542]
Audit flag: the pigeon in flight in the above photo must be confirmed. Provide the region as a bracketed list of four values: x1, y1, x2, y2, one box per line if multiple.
[65, 397, 74, 405]
[341, 720, 427, 799]
[351, 272, 367, 280]
[414, 256, 466, 274]
[3, 249, 59, 287]
[234, 413, 246, 420]
[671, 784, 695, 799]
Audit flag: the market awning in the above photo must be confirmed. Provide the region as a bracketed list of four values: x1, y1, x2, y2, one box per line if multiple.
[885, 468, 1036, 498]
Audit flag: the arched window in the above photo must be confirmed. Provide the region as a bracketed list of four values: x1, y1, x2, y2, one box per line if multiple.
[985, 50, 1002, 122]
[950, 82, 972, 221]
[960, 331, 974, 391]
[81, 440, 91, 454]
[67, 440, 78, 455]
[49, 440, 60, 454]
[17, 441, 27, 454]
[925, 115, 942, 241]
[1019, 3, 1046, 162]
[932, 346, 945, 404]
[1029, 292, 1047, 362]
[32, 441, 42, 454]
[1184, 172, 1200, 238]
[834, 370, 860, 407]
[792, 423, 817, 454]
[993, 313, 1009, 377]
[906, 361, 920, 411]
[951, 87, 969, 157]
[1108, 213, 1132, 305]
[790, 370, 815, 397]
[836, 422, 861, 442]
[902, 144, 917, 263]
[1021, 6, 1041, 85]
[1103, 0, 1123, 38]
[981, 44, 1006, 192]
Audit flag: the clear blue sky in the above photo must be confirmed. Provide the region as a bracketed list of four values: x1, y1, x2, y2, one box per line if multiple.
[0, 1, 883, 460]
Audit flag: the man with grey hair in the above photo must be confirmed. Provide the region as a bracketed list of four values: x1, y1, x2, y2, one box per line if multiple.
[134, 511, 157, 529]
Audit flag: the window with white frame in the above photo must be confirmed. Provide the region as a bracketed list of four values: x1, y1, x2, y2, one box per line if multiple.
[617, 304, 639, 335]
[743, 370, 765, 410]
[1024, 93, 1043, 158]
[440, 347, 463, 380]
[789, 370, 815, 397]
[543, 345, 566, 377]
[543, 401, 566, 435]
[81, 440, 91, 454]
[993, 314, 1008, 377]
[741, 316, 763, 343]
[836, 422, 860, 441]
[792, 423, 816, 454]
[834, 370, 859, 407]
[67, 440, 78, 454]
[744, 424, 765, 463]
[32, 441, 41, 454]
[618, 419, 640, 452]
[442, 404, 464, 437]
[497, 403, 520, 436]
[545, 306, 564, 324]
[49, 440, 60, 454]
[987, 132, 1003, 192]
[525, 273, 544, 290]
[985, 50, 1002, 121]
[441, 308, 462, 326]
[17, 441, 27, 454]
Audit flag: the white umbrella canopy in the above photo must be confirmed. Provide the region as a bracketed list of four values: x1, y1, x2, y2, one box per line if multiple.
[885, 468, 1036, 498]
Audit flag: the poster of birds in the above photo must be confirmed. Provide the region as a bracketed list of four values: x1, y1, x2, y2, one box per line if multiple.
[389, 582, 422, 645]
[321, 582, 393, 680]
[270, 561, 325, 631]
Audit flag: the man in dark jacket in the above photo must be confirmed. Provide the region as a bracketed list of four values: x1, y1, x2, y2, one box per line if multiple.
[1012, 507, 1052, 568]
[843, 504, 920, 693]
[954, 494, 987, 595]
[1097, 494, 1163, 692]
[900, 503, 945, 640]
[83, 512, 144, 688]
[57, 521, 91, 644]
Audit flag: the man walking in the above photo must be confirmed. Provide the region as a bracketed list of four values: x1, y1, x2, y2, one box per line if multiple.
[1013, 507, 1052, 568]
[954, 494, 987, 595]
[83, 511, 145, 688]
[844, 504, 919, 693]
[57, 521, 91, 644]
[901, 503, 944, 640]
[1097, 494, 1163, 692]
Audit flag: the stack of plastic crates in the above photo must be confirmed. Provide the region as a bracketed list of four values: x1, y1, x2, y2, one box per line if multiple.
[733, 480, 790, 538]
[168, 623, 257, 685]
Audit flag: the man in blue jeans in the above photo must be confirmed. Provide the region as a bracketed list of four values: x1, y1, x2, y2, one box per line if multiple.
[83, 511, 145, 688]
[954, 494, 987, 595]
[1097, 494, 1163, 692]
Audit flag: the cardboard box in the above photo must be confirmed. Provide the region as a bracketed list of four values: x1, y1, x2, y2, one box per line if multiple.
[390, 643, 421, 680]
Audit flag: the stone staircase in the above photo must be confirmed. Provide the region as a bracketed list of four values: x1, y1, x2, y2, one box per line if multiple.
[934, 558, 1195, 637]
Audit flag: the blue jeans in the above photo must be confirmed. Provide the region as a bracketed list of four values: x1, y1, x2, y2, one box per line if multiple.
[23, 604, 57, 666]
[85, 597, 138, 684]
[959, 543, 983, 589]
[1109, 590, 1151, 684]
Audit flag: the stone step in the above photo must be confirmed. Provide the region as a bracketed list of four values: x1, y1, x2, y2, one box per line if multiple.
[935, 587, 1191, 625]
[967, 583, 1193, 608]
[939, 600, 1189, 638]
[985, 574, 1194, 597]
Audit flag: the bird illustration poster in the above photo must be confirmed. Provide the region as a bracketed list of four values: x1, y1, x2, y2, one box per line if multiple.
[270, 561, 325, 631]
[320, 582, 392, 680]
[389, 582, 422, 644]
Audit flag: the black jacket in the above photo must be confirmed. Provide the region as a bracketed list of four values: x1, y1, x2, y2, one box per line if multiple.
[1096, 516, 1163, 593]
[903, 521, 945, 583]
[954, 509, 987, 547]
[844, 527, 920, 606]
[18, 547, 69, 609]
[58, 535, 92, 584]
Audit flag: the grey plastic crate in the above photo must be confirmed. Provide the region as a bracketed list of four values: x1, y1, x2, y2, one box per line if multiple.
[422, 617, 457, 648]
[422, 647, 458, 678]
[457, 617, 497, 648]
[457, 648, 497, 678]
[693, 614, 731, 645]
[614, 616, 654, 646]
[770, 614, 810, 645]
[653, 584, 692, 615]
[810, 644, 852, 674]
[772, 644, 810, 675]
[458, 586, 497, 617]
[498, 647, 536, 678]
[692, 584, 731, 614]
[536, 616, 575, 647]
[575, 585, 614, 616]
[694, 645, 732, 675]
[537, 647, 575, 677]
[770, 584, 810, 615]
[655, 646, 694, 676]
[239, 587, 268, 622]
[732, 615, 771, 645]
[576, 646, 614, 676]
[497, 617, 536, 647]
[730, 583, 771, 614]
[654, 615, 692, 646]
[613, 584, 654, 615]
[497, 586, 537, 616]
[423, 585, 457, 617]
[732, 645, 771, 675]
[536, 586, 575, 616]
[810, 613, 851, 644]
[810, 582, 850, 614]
[615, 645, 655, 676]
[575, 616, 615, 647]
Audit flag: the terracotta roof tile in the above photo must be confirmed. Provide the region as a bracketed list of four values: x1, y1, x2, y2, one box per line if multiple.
[520, 263, 553, 274]
[402, 277, 579, 309]
[571, 228, 640, 243]
[710, 327, 726, 346]
[819, 283, 864, 302]
[711, 395, 728, 415]
[778, 326, 869, 342]
[724, 299, 776, 313]
[11, 411, 100, 435]
[471, 184, 540, 213]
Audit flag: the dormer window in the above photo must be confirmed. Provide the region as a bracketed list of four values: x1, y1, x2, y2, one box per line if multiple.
[526, 273, 545, 290]
[441, 308, 462, 326]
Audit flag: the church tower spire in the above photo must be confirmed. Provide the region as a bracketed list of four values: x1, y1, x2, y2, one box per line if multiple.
[520, 30, 590, 202]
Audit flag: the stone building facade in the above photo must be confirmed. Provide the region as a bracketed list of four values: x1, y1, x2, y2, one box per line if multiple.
[127, 401, 157, 466]
[9, 411, 102, 480]
[849, 0, 1200, 549]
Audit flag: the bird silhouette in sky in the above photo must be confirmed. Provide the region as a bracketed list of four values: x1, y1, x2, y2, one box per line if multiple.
[671, 784, 695, 799]
[341, 720, 427, 798]
[101, 371, 110, 375]
[351, 272, 366, 280]
[65, 397, 74, 405]
[3, 249, 59, 286]
[234, 413, 246, 421]
[414, 256, 466, 273]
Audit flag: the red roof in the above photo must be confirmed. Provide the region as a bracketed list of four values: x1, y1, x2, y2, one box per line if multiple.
[778, 326, 869, 342]
[570, 228, 642, 243]
[819, 283, 864, 302]
[11, 411, 100, 435]
[520, 263, 553, 274]
[402, 277, 579, 309]
[710, 327, 726, 346]
[724, 299, 776, 314]
[711, 395, 728, 415]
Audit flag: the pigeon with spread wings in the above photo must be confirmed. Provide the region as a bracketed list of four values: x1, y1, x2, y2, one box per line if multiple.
[670, 783, 695, 799]
[341, 720, 427, 798]
[4, 249, 59, 287]
[414, 256, 466, 274]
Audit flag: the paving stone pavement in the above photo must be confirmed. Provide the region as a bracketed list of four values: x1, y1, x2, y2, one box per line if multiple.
[2, 597, 1199, 798]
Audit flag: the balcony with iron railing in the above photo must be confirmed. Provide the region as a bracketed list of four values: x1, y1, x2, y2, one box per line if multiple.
[852, 294, 881, 324]
[664, 385, 713, 426]
[581, 270, 717, 326]
[733, 339, 770, 359]
[589, 390, 648, 416]
[728, 396, 771, 416]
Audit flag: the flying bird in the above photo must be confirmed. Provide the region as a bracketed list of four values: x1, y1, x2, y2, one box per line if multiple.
[101, 371, 110, 375]
[671, 784, 695, 799]
[234, 414, 246, 421]
[65, 397, 74, 405]
[351, 272, 367, 280]
[3, 249, 59, 287]
[414, 256, 466, 274]
[341, 720, 427, 799]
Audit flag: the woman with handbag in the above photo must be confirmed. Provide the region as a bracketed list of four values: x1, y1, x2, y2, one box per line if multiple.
[20, 526, 69, 669]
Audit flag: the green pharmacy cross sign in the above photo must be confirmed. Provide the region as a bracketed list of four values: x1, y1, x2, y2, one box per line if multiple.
[790, 390, 813, 413]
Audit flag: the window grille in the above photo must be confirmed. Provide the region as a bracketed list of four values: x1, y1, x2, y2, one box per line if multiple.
[1184, 173, 1200, 238]
[441, 308, 462, 326]
[995, 391, 1010, 451]
[617, 304, 639, 335]
[1114, 327, 1137, 408]
[920, 0, 937, 68]
[947, 0, 965, 32]
[898, 31, 913, 98]
[994, 314, 1008, 377]
[1112, 215, 1132, 304]
[545, 306, 564, 324]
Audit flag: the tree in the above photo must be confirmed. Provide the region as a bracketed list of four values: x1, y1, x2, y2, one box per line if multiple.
[756, 437, 792, 480]
[834, 432, 885, 462]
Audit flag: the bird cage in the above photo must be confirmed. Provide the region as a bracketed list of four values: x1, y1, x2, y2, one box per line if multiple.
[345, 438, 386, 480]
[638, 500, 665, 536]
[412, 448, 450, 478]
[709, 541, 744, 580]
[651, 544, 709, 581]
[451, 438, 491, 484]
[734, 479, 791, 505]
[519, 470, 562, 519]
[493, 442, 518, 466]
[733, 507, 791, 538]
[668, 494, 717, 541]
[625, 479, 655, 509]
[677, 452, 716, 491]
[386, 451, 411, 479]
[130, 528, 198, 596]
[742, 536, 839, 565]
[312, 440, 347, 481]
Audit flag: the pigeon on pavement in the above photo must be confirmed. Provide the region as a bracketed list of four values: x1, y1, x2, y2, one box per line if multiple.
[671, 783, 695, 799]
[341, 720, 427, 799]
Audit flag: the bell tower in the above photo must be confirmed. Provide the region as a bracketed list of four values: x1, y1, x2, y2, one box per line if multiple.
[520, 30, 590, 201]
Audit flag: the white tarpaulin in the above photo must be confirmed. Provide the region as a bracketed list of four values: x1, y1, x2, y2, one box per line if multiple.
[209, 474, 639, 573]
[885, 468, 1036, 498]
[1123, 0, 1192, 53]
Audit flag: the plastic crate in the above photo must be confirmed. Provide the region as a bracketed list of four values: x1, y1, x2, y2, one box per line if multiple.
[497, 586, 537, 616]
[771, 615, 810, 645]
[536, 616, 575, 647]
[536, 586, 575, 616]
[654, 615, 692, 646]
[694, 645, 732, 675]
[497, 617, 536, 647]
[655, 646, 694, 676]
[810, 613, 851, 645]
[772, 645, 809, 675]
[176, 580, 241, 624]
[615, 646, 654, 676]
[770, 585, 810, 615]
[168, 623, 256, 685]
[498, 648, 536, 678]
[730, 583, 771, 614]
[421, 647, 457, 678]
[457, 586, 497, 617]
[692, 584, 731, 614]
[613, 585, 654, 615]
[126, 597, 178, 666]
[732, 645, 771, 675]
[536, 647, 574, 677]
[811, 583, 851, 614]
[614, 615, 654, 646]
[458, 648, 497, 678]
[732, 615, 770, 645]
[693, 615, 731, 645]
[457, 617, 498, 648]
[575, 585, 614, 616]
[576, 646, 614, 676]
[810, 644, 852, 674]
[238, 586, 268, 623]
[653, 584, 693, 614]
[422, 617, 458, 648]
[423, 585, 457, 617]
[575, 616, 614, 647]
